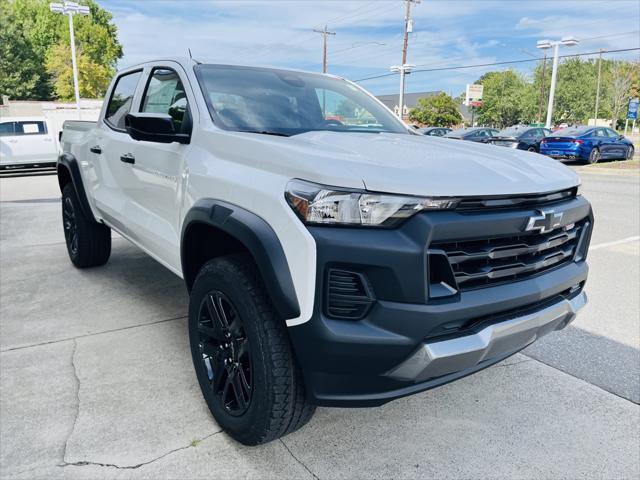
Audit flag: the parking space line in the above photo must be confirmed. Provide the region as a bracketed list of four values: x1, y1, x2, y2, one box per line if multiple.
[590, 236, 640, 251]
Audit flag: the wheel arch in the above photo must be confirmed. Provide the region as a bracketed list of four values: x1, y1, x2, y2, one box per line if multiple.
[181, 199, 301, 320]
[57, 153, 97, 222]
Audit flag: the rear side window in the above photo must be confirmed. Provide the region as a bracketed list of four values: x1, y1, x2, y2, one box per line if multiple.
[0, 122, 15, 137]
[16, 121, 47, 135]
[105, 70, 143, 130]
[141, 68, 190, 133]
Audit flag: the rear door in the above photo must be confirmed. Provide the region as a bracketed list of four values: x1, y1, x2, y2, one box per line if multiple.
[91, 69, 145, 238]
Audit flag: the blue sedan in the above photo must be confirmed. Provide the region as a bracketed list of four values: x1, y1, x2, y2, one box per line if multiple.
[539, 126, 634, 164]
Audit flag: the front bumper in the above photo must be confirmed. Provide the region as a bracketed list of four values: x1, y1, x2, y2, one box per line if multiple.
[387, 290, 586, 382]
[289, 196, 592, 407]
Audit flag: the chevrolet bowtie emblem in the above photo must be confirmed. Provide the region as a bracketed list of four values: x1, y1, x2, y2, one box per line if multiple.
[525, 209, 563, 233]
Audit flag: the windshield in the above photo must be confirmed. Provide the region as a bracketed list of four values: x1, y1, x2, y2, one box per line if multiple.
[194, 65, 408, 136]
[553, 126, 591, 136]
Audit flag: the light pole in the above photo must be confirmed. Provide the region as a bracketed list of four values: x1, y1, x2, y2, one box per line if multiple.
[390, 64, 415, 120]
[49, 1, 91, 118]
[537, 36, 579, 128]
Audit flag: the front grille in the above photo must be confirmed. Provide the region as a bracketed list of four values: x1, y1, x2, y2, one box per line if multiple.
[326, 269, 374, 320]
[432, 221, 585, 291]
[456, 187, 577, 211]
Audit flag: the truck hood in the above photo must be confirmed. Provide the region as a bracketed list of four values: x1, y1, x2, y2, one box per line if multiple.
[283, 131, 579, 197]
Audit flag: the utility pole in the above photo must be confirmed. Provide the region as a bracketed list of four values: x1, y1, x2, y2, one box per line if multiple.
[396, 0, 420, 120]
[594, 48, 606, 125]
[313, 25, 336, 73]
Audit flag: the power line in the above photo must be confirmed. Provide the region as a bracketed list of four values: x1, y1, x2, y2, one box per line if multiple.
[353, 47, 640, 82]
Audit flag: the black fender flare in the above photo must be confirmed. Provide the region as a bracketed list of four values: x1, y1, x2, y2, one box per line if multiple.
[181, 199, 301, 320]
[57, 153, 97, 222]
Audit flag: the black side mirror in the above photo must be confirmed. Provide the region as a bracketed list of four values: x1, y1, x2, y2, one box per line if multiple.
[125, 113, 190, 144]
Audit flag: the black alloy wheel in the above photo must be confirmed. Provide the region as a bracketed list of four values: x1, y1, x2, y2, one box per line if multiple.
[62, 196, 78, 257]
[196, 290, 252, 416]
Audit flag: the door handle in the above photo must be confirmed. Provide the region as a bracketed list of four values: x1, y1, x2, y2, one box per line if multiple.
[120, 153, 135, 164]
[90, 145, 102, 154]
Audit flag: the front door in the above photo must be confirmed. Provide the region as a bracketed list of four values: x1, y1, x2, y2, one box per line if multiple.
[121, 65, 194, 271]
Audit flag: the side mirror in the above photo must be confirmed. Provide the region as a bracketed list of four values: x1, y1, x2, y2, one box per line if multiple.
[125, 113, 190, 144]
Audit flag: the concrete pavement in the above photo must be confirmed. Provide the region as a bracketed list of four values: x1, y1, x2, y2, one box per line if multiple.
[1, 170, 638, 479]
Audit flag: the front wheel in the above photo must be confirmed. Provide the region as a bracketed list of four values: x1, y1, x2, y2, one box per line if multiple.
[188, 255, 315, 445]
[527, 146, 537, 152]
[586, 148, 600, 164]
[626, 145, 635, 160]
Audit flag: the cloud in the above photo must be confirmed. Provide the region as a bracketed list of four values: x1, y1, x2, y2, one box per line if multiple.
[104, 0, 640, 95]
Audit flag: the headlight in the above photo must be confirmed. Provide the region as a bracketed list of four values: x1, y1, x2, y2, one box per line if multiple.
[285, 179, 459, 227]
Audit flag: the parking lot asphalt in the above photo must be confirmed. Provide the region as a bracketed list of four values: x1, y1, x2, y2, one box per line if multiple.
[1, 167, 639, 480]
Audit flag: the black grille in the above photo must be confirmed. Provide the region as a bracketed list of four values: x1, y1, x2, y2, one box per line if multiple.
[456, 188, 577, 211]
[326, 269, 374, 319]
[432, 221, 585, 290]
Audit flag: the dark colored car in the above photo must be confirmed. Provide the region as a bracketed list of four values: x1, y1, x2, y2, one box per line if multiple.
[486, 126, 552, 152]
[418, 127, 452, 137]
[539, 126, 635, 164]
[444, 127, 499, 142]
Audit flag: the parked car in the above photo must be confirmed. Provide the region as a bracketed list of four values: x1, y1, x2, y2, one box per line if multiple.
[444, 127, 499, 142]
[0, 117, 58, 170]
[418, 127, 452, 137]
[58, 58, 592, 445]
[486, 126, 552, 152]
[540, 126, 634, 164]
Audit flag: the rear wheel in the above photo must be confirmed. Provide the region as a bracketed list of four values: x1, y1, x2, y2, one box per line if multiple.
[188, 255, 315, 445]
[586, 148, 600, 164]
[626, 145, 635, 160]
[61, 183, 111, 268]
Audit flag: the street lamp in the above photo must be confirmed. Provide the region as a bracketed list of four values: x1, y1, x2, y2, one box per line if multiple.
[49, 1, 91, 117]
[390, 64, 415, 120]
[537, 36, 579, 128]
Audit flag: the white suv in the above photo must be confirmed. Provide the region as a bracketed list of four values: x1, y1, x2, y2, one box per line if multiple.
[58, 58, 592, 445]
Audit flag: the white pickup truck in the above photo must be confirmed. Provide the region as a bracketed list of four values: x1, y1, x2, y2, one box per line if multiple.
[58, 58, 593, 445]
[0, 116, 58, 169]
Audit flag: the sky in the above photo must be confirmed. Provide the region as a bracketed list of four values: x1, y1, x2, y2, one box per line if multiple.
[102, 0, 640, 97]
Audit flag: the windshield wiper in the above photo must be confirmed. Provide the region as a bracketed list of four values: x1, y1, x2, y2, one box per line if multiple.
[240, 130, 291, 137]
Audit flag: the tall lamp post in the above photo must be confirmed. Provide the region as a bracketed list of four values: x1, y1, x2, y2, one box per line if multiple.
[536, 36, 579, 128]
[49, 1, 91, 118]
[390, 64, 415, 120]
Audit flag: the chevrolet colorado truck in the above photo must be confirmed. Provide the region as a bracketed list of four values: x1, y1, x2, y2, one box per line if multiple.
[58, 58, 592, 445]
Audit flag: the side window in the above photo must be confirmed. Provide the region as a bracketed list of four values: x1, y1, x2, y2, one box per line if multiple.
[16, 121, 47, 135]
[594, 129, 606, 137]
[141, 68, 189, 133]
[607, 128, 619, 138]
[0, 122, 15, 137]
[105, 70, 143, 130]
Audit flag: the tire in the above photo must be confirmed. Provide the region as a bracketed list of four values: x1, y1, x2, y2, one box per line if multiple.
[61, 183, 111, 268]
[626, 145, 635, 160]
[527, 146, 537, 152]
[586, 148, 600, 164]
[188, 255, 315, 445]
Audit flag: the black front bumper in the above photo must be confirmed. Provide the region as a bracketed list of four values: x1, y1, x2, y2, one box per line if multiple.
[289, 196, 593, 407]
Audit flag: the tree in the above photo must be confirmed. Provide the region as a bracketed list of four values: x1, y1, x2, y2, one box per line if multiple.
[474, 70, 529, 127]
[408, 92, 461, 126]
[335, 99, 358, 118]
[609, 61, 635, 126]
[0, 0, 122, 100]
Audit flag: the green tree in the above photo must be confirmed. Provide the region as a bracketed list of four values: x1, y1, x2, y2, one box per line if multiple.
[335, 99, 358, 118]
[408, 92, 461, 127]
[474, 70, 529, 127]
[0, 0, 122, 100]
